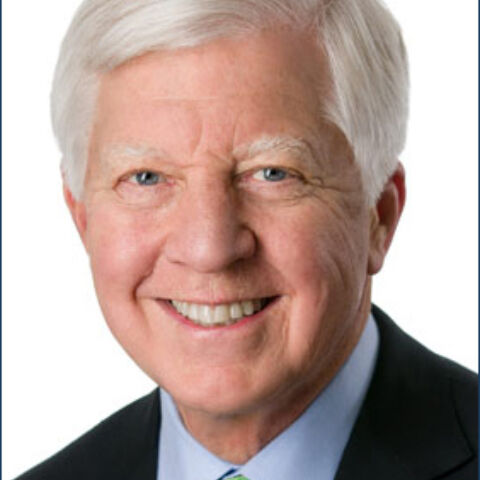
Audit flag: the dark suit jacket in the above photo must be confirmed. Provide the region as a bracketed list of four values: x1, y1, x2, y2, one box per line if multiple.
[15, 306, 478, 479]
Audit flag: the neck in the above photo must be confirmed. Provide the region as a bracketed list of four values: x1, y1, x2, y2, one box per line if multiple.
[178, 383, 326, 464]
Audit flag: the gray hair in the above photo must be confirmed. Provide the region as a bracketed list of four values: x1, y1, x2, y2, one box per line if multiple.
[52, 0, 409, 205]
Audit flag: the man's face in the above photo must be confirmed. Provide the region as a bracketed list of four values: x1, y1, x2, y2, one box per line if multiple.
[73, 31, 383, 419]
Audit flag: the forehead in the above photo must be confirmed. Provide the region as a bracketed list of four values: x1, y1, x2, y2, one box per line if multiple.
[101, 29, 329, 101]
[90, 29, 337, 164]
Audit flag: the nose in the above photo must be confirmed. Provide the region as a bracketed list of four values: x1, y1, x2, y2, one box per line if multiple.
[163, 177, 256, 272]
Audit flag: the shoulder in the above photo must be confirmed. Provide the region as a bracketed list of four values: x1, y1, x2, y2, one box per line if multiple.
[447, 358, 478, 447]
[374, 305, 477, 460]
[373, 304, 477, 438]
[336, 306, 477, 479]
[14, 389, 160, 480]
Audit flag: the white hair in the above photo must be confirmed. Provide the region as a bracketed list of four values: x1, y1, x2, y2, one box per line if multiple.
[51, 0, 409, 205]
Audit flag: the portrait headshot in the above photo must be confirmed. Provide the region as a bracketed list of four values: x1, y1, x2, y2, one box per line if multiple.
[4, 0, 478, 479]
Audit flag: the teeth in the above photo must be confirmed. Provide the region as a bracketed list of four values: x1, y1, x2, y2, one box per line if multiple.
[180, 302, 189, 316]
[229, 302, 243, 319]
[170, 298, 267, 327]
[213, 305, 230, 325]
[200, 305, 214, 324]
[189, 303, 200, 320]
[241, 300, 254, 316]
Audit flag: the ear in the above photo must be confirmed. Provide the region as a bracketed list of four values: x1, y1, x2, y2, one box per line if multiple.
[63, 184, 88, 249]
[368, 164, 406, 275]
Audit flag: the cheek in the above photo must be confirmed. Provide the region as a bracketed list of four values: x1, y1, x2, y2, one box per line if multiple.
[265, 203, 368, 290]
[85, 206, 161, 297]
[311, 203, 370, 283]
[261, 205, 370, 361]
[83, 206, 168, 369]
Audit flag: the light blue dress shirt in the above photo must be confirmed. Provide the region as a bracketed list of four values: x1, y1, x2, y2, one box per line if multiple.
[157, 314, 379, 480]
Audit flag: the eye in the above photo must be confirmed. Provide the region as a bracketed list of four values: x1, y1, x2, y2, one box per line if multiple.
[129, 170, 162, 186]
[252, 167, 288, 182]
[116, 169, 173, 206]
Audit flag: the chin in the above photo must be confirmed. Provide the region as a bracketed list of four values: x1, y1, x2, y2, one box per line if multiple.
[163, 369, 277, 418]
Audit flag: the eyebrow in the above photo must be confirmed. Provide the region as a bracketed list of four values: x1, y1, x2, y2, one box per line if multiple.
[233, 135, 319, 168]
[98, 144, 170, 176]
[103, 144, 165, 159]
[101, 135, 320, 169]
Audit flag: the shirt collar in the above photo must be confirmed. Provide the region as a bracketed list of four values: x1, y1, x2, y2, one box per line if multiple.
[158, 314, 379, 480]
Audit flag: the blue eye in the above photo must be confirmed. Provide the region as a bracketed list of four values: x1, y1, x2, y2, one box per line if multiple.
[253, 167, 288, 182]
[133, 171, 160, 186]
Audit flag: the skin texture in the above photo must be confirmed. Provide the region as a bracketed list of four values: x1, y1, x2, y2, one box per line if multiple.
[66, 29, 405, 463]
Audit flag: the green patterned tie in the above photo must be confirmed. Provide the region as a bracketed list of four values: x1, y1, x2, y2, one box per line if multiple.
[225, 476, 249, 480]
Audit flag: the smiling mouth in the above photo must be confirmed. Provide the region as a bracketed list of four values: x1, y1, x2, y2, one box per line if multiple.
[168, 297, 275, 327]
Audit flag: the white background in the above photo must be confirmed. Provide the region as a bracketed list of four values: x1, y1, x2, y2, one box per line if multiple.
[3, 1, 478, 478]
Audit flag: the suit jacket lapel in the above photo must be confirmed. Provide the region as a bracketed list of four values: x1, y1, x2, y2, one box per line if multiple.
[118, 389, 160, 480]
[335, 306, 474, 480]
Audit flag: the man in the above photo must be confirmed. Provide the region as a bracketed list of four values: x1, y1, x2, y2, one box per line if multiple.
[16, 0, 477, 479]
